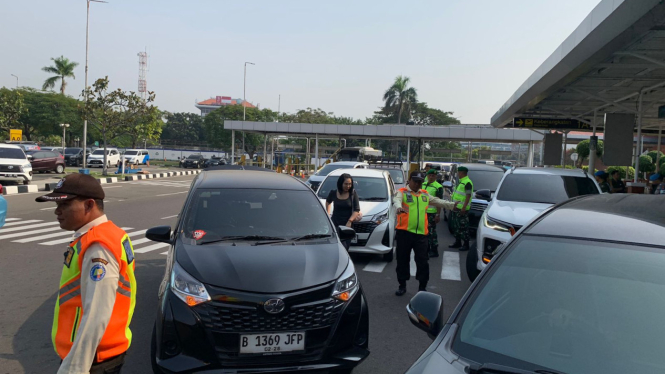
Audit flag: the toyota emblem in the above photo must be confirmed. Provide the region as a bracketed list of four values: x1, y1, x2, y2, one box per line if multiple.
[8, 166, 13, 170]
[263, 298, 285, 314]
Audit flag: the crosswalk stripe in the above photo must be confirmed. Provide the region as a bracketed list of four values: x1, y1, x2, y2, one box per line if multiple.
[130, 237, 152, 245]
[127, 229, 148, 238]
[39, 227, 133, 246]
[161, 251, 168, 255]
[13, 230, 72, 243]
[1, 220, 42, 227]
[363, 258, 389, 273]
[441, 251, 461, 281]
[5, 218, 21, 222]
[410, 252, 416, 277]
[134, 242, 170, 254]
[0, 226, 63, 240]
[0, 221, 59, 233]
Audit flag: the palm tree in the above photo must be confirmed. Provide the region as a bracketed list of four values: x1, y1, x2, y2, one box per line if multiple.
[383, 75, 418, 124]
[42, 56, 79, 95]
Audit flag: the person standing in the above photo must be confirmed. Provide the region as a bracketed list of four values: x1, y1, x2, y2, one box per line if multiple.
[449, 166, 473, 252]
[609, 170, 626, 193]
[36, 174, 136, 374]
[423, 169, 443, 258]
[394, 171, 455, 296]
[595, 170, 611, 193]
[326, 173, 361, 250]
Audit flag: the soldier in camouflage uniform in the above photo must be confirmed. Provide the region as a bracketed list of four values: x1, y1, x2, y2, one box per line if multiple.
[423, 169, 443, 258]
[449, 166, 473, 252]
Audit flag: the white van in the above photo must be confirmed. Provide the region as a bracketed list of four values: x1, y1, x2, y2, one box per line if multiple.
[123, 149, 150, 165]
[0, 144, 33, 184]
[87, 148, 120, 168]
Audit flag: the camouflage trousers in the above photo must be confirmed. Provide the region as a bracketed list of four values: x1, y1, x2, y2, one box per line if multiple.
[450, 211, 470, 241]
[427, 213, 439, 253]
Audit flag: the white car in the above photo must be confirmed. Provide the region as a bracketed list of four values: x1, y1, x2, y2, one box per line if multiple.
[123, 149, 150, 165]
[468, 167, 602, 281]
[87, 148, 120, 168]
[0, 144, 33, 185]
[316, 168, 396, 261]
[305, 161, 369, 191]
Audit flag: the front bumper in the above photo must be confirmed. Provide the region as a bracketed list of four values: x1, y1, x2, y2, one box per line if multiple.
[475, 218, 511, 272]
[154, 283, 369, 373]
[349, 220, 392, 255]
[0, 171, 32, 182]
[87, 159, 104, 167]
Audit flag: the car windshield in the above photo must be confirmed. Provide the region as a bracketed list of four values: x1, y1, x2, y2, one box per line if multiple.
[497, 174, 599, 204]
[92, 149, 108, 155]
[467, 170, 504, 192]
[386, 169, 404, 184]
[124, 151, 138, 155]
[453, 236, 665, 374]
[187, 155, 200, 159]
[64, 148, 80, 155]
[182, 188, 332, 241]
[0, 148, 26, 159]
[317, 176, 388, 201]
[316, 164, 355, 176]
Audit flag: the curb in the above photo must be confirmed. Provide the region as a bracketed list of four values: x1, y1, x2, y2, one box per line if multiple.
[99, 177, 118, 184]
[2, 185, 39, 195]
[124, 169, 202, 181]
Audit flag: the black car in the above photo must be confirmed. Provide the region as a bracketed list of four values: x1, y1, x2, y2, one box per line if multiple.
[447, 163, 505, 232]
[63, 147, 92, 166]
[183, 154, 205, 169]
[405, 194, 665, 374]
[146, 170, 369, 373]
[203, 156, 227, 168]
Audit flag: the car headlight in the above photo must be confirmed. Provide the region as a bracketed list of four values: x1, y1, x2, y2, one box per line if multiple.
[371, 209, 389, 225]
[170, 262, 211, 307]
[483, 215, 514, 234]
[332, 261, 359, 302]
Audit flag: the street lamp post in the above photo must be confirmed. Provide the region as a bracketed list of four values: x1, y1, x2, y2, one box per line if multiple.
[60, 123, 70, 150]
[10, 74, 18, 88]
[243, 62, 255, 161]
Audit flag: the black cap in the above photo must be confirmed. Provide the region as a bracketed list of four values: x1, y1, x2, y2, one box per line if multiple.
[36, 174, 105, 202]
[410, 171, 425, 182]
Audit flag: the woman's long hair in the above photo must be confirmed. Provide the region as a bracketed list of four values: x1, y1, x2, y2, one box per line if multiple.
[337, 173, 354, 195]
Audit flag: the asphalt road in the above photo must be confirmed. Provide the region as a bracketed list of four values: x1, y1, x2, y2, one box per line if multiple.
[0, 175, 473, 374]
[23, 165, 186, 187]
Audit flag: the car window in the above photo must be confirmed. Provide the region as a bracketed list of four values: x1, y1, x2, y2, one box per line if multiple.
[0, 148, 26, 159]
[64, 148, 80, 155]
[92, 149, 107, 155]
[497, 174, 599, 204]
[44, 151, 58, 158]
[317, 176, 388, 202]
[125, 150, 138, 155]
[111, 150, 118, 155]
[315, 163, 355, 176]
[386, 169, 404, 184]
[453, 236, 665, 374]
[466, 170, 505, 192]
[182, 189, 332, 240]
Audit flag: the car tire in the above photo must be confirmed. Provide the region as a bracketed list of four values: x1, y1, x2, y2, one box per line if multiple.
[150, 323, 163, 374]
[466, 243, 480, 282]
[56, 164, 64, 174]
[23, 179, 30, 185]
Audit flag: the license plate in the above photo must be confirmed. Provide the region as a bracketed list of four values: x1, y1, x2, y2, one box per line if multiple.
[239, 332, 305, 355]
[351, 235, 358, 244]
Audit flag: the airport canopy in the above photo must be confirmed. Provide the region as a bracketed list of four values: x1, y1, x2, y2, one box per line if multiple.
[491, 0, 665, 133]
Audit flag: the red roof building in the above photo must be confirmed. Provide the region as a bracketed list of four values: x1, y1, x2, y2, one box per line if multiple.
[195, 96, 256, 117]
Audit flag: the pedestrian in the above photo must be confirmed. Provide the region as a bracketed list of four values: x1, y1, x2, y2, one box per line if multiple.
[442, 174, 452, 222]
[0, 188, 6, 228]
[595, 170, 611, 193]
[394, 171, 455, 296]
[36, 174, 136, 374]
[326, 173, 361, 250]
[423, 169, 443, 258]
[609, 170, 626, 193]
[449, 166, 473, 252]
[650, 173, 664, 194]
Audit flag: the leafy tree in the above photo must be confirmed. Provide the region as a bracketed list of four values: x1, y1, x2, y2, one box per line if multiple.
[639, 155, 656, 174]
[647, 150, 663, 165]
[410, 102, 460, 127]
[0, 88, 27, 140]
[606, 166, 635, 180]
[43, 134, 63, 146]
[42, 56, 79, 95]
[162, 112, 205, 142]
[204, 105, 278, 158]
[16, 88, 83, 144]
[576, 139, 604, 166]
[383, 75, 417, 124]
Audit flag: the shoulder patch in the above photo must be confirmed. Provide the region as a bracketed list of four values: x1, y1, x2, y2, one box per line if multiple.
[122, 238, 134, 264]
[90, 264, 106, 281]
[91, 258, 109, 265]
[64, 248, 74, 268]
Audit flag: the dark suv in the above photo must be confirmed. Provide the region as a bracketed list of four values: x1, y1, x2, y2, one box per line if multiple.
[146, 170, 369, 373]
[183, 154, 205, 169]
[63, 148, 92, 166]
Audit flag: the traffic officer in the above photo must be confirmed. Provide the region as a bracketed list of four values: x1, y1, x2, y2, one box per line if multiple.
[394, 171, 455, 296]
[423, 169, 444, 258]
[36, 174, 136, 374]
[449, 166, 473, 252]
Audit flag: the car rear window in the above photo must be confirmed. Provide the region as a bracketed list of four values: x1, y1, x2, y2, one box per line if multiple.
[497, 174, 599, 204]
[466, 170, 505, 192]
[124, 150, 138, 155]
[64, 148, 80, 155]
[317, 176, 388, 201]
[0, 148, 26, 159]
[316, 164, 356, 176]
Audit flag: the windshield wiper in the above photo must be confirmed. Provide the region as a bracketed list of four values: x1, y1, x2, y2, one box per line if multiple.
[199, 235, 286, 245]
[469, 363, 565, 374]
[291, 234, 332, 241]
[359, 197, 387, 201]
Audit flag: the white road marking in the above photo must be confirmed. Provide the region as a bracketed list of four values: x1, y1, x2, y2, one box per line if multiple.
[0, 226, 63, 240]
[161, 251, 168, 255]
[410, 252, 417, 277]
[1, 220, 43, 227]
[39, 227, 133, 246]
[102, 186, 123, 189]
[0, 221, 58, 233]
[127, 229, 148, 237]
[13, 230, 72, 243]
[4, 218, 20, 222]
[40, 207, 56, 211]
[156, 191, 189, 197]
[161, 215, 178, 220]
[131, 237, 152, 245]
[134, 242, 170, 253]
[363, 258, 389, 273]
[441, 251, 461, 281]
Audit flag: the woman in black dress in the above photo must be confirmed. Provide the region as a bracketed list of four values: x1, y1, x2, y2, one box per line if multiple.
[326, 173, 361, 250]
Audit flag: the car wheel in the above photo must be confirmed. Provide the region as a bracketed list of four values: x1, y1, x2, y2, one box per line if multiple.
[23, 179, 30, 185]
[466, 243, 480, 282]
[150, 323, 163, 374]
[56, 164, 64, 174]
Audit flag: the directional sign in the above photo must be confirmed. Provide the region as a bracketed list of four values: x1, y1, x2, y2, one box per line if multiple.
[570, 152, 579, 162]
[9, 129, 22, 142]
[513, 118, 591, 130]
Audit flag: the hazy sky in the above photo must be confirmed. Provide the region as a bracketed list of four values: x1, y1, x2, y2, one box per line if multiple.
[0, 0, 602, 124]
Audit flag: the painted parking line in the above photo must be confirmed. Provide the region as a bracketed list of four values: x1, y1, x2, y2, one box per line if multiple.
[0, 226, 63, 241]
[156, 191, 189, 197]
[1, 220, 43, 228]
[363, 258, 389, 273]
[0, 221, 59, 233]
[161, 215, 178, 220]
[441, 251, 461, 281]
[4, 218, 20, 222]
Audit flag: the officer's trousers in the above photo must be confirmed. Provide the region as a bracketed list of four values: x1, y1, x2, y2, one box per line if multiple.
[395, 230, 429, 286]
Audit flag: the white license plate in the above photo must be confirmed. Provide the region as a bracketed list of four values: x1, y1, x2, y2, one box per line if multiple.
[351, 235, 358, 244]
[240, 332, 305, 354]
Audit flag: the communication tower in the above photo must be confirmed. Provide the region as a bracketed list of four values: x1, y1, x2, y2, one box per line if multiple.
[138, 49, 148, 100]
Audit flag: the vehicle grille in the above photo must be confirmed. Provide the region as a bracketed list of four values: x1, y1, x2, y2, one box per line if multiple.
[198, 299, 345, 333]
[0, 165, 21, 172]
[352, 222, 378, 234]
[470, 202, 487, 212]
[88, 160, 102, 164]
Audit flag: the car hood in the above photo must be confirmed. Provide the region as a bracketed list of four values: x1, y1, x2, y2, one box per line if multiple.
[308, 174, 326, 183]
[487, 200, 552, 226]
[88, 154, 107, 159]
[0, 158, 29, 166]
[176, 240, 348, 293]
[318, 198, 388, 220]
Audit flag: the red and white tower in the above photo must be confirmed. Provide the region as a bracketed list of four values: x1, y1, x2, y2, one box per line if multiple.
[138, 49, 148, 100]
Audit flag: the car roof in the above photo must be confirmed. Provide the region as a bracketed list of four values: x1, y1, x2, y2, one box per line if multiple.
[457, 163, 505, 172]
[510, 167, 589, 177]
[324, 161, 367, 166]
[526, 194, 665, 246]
[0, 144, 22, 150]
[197, 170, 310, 190]
[326, 168, 388, 178]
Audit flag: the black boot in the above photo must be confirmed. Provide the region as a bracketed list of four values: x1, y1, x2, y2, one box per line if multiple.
[418, 282, 427, 292]
[395, 284, 406, 296]
[459, 240, 470, 252]
[448, 239, 462, 248]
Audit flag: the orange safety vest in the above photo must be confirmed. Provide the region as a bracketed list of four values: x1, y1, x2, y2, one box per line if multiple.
[395, 187, 430, 235]
[52, 221, 137, 362]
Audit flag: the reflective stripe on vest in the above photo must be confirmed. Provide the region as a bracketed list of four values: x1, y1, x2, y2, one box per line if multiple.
[452, 176, 473, 211]
[395, 188, 429, 235]
[423, 181, 442, 213]
[52, 221, 137, 362]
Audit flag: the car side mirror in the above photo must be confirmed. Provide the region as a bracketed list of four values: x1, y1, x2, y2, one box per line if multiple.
[27, 155, 33, 161]
[475, 189, 492, 201]
[337, 226, 356, 241]
[407, 291, 444, 340]
[146, 226, 173, 244]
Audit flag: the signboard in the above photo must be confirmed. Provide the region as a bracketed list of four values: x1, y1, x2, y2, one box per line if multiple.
[479, 150, 512, 156]
[215, 96, 233, 105]
[94, 141, 99, 146]
[9, 129, 22, 142]
[513, 117, 591, 130]
[570, 152, 579, 162]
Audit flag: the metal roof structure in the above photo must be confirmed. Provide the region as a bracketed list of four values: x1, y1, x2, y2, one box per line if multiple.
[491, 0, 665, 134]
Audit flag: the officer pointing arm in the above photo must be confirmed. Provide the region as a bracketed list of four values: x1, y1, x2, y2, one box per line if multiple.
[395, 189, 455, 213]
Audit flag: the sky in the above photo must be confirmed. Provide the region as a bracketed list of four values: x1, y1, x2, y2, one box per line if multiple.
[0, 0, 602, 124]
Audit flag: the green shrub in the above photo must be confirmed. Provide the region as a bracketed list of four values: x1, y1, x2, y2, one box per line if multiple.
[647, 151, 664, 164]
[606, 166, 635, 180]
[639, 155, 656, 174]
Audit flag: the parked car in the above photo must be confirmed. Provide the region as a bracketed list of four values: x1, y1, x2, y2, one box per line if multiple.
[146, 170, 369, 373]
[306, 161, 369, 191]
[203, 156, 226, 168]
[0, 188, 6, 228]
[405, 194, 665, 374]
[0, 144, 33, 185]
[182, 154, 205, 169]
[123, 149, 150, 165]
[447, 163, 505, 233]
[368, 159, 406, 190]
[423, 162, 455, 182]
[87, 148, 120, 168]
[317, 168, 396, 261]
[6, 141, 40, 152]
[63, 147, 92, 167]
[469, 167, 601, 281]
[26, 150, 66, 174]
